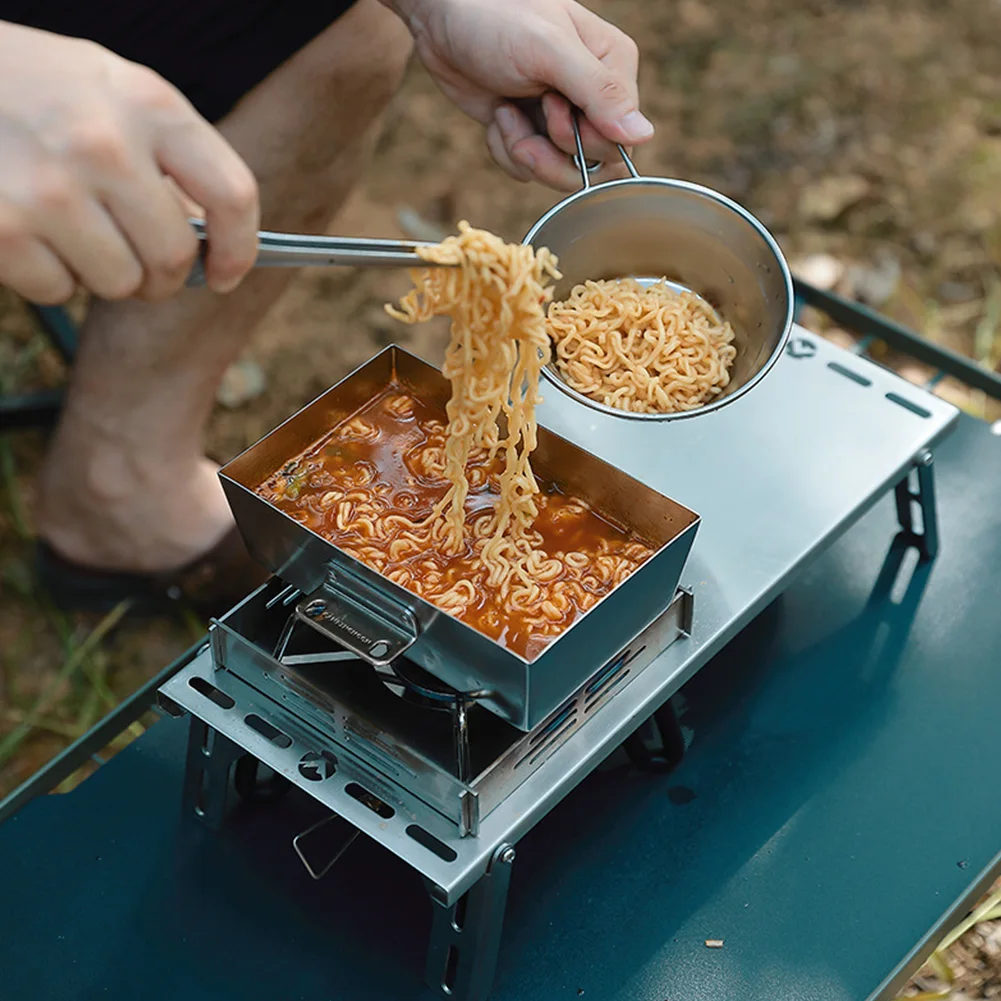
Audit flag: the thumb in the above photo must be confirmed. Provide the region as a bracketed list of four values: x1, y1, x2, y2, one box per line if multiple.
[544, 40, 653, 145]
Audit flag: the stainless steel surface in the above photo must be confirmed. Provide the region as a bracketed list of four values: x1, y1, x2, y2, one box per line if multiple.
[522, 149, 794, 422]
[163, 329, 959, 904]
[184, 218, 453, 287]
[218, 345, 701, 731]
[193, 579, 692, 837]
[295, 571, 419, 667]
[162, 584, 689, 895]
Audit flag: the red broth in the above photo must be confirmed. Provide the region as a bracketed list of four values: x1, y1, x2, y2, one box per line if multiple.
[256, 385, 653, 659]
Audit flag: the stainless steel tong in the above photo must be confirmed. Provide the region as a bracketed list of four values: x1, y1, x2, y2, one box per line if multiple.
[184, 104, 610, 288]
[185, 218, 453, 287]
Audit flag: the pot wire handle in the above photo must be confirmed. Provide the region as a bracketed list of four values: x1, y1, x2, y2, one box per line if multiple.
[570, 108, 640, 190]
[510, 98, 640, 190]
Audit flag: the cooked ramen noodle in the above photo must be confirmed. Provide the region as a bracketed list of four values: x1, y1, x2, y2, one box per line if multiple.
[385, 221, 561, 591]
[257, 387, 655, 659]
[257, 226, 662, 657]
[546, 278, 737, 414]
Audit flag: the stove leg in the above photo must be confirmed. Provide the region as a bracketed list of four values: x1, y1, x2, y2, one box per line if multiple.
[424, 844, 516, 1001]
[182, 718, 244, 830]
[623, 699, 686, 773]
[894, 450, 939, 560]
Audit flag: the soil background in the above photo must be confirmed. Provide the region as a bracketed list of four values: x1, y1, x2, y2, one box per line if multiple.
[1, 1, 1000, 995]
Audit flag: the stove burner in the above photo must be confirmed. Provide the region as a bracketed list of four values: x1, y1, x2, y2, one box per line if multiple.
[273, 611, 480, 783]
[379, 657, 461, 711]
[381, 657, 492, 713]
[377, 658, 477, 783]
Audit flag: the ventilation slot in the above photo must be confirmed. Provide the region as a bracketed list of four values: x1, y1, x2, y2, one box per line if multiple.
[827, 361, 872, 386]
[528, 701, 575, 749]
[195, 770, 210, 817]
[514, 712, 579, 770]
[585, 651, 630, 695]
[188, 676, 235, 710]
[886, 392, 931, 418]
[244, 713, 292, 748]
[345, 782, 394, 819]
[406, 824, 458, 862]
[451, 893, 468, 932]
[583, 649, 640, 712]
[443, 945, 459, 993]
[584, 670, 630, 712]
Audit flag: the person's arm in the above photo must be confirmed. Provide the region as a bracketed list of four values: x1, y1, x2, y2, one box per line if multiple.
[0, 20, 258, 304]
[381, 0, 653, 190]
[0, 2, 648, 306]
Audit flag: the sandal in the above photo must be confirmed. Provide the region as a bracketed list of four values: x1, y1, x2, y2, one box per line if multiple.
[34, 527, 270, 620]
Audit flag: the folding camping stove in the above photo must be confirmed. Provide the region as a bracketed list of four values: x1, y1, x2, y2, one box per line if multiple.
[158, 329, 957, 1001]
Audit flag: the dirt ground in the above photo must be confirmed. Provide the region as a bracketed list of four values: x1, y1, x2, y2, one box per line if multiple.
[1, 0, 1000, 994]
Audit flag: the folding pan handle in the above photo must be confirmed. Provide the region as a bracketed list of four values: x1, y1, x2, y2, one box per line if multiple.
[295, 568, 419, 667]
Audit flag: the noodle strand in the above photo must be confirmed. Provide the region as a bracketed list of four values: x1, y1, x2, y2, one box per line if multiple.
[386, 221, 560, 589]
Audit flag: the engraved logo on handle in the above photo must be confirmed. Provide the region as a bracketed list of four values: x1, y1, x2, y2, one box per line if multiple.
[295, 589, 416, 666]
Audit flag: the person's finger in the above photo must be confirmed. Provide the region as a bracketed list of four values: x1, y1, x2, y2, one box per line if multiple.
[47, 198, 145, 300]
[496, 97, 631, 190]
[542, 92, 624, 161]
[504, 130, 628, 191]
[569, 6, 641, 85]
[14, 164, 144, 299]
[102, 169, 199, 301]
[487, 110, 534, 182]
[154, 117, 259, 294]
[510, 133, 581, 191]
[0, 206, 76, 303]
[532, 30, 653, 147]
[493, 104, 583, 190]
[164, 176, 205, 220]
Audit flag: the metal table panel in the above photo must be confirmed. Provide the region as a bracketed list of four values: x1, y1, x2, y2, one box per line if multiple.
[537, 327, 958, 666]
[158, 331, 956, 905]
[1, 413, 999, 1001]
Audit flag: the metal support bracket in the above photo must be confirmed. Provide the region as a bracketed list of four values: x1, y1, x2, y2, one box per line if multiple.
[182, 718, 245, 830]
[622, 699, 687, 774]
[894, 450, 939, 560]
[424, 843, 516, 1001]
[293, 811, 360, 880]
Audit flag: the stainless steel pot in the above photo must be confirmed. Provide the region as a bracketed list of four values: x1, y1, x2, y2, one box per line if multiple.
[219, 346, 700, 731]
[523, 123, 795, 421]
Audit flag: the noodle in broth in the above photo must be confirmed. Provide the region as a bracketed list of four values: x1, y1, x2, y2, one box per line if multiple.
[256, 227, 743, 657]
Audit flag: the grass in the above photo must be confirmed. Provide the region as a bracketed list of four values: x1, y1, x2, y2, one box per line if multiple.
[0, 598, 133, 768]
[903, 883, 1001, 998]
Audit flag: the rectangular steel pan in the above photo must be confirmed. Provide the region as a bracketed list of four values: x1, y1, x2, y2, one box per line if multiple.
[219, 346, 700, 730]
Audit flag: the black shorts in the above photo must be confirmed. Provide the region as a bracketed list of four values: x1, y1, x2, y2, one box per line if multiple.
[0, 0, 358, 123]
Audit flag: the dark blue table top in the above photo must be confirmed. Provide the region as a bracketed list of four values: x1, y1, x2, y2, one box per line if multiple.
[2, 414, 1000, 1001]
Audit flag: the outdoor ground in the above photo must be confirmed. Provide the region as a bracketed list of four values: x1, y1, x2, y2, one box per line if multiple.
[1, 0, 1000, 995]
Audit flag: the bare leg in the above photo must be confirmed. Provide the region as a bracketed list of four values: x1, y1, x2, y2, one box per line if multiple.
[36, 0, 412, 574]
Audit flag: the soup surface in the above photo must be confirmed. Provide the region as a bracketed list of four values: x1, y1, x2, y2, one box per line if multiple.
[256, 385, 655, 659]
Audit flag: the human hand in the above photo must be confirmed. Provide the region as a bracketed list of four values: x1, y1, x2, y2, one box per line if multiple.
[0, 21, 259, 304]
[383, 0, 652, 191]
